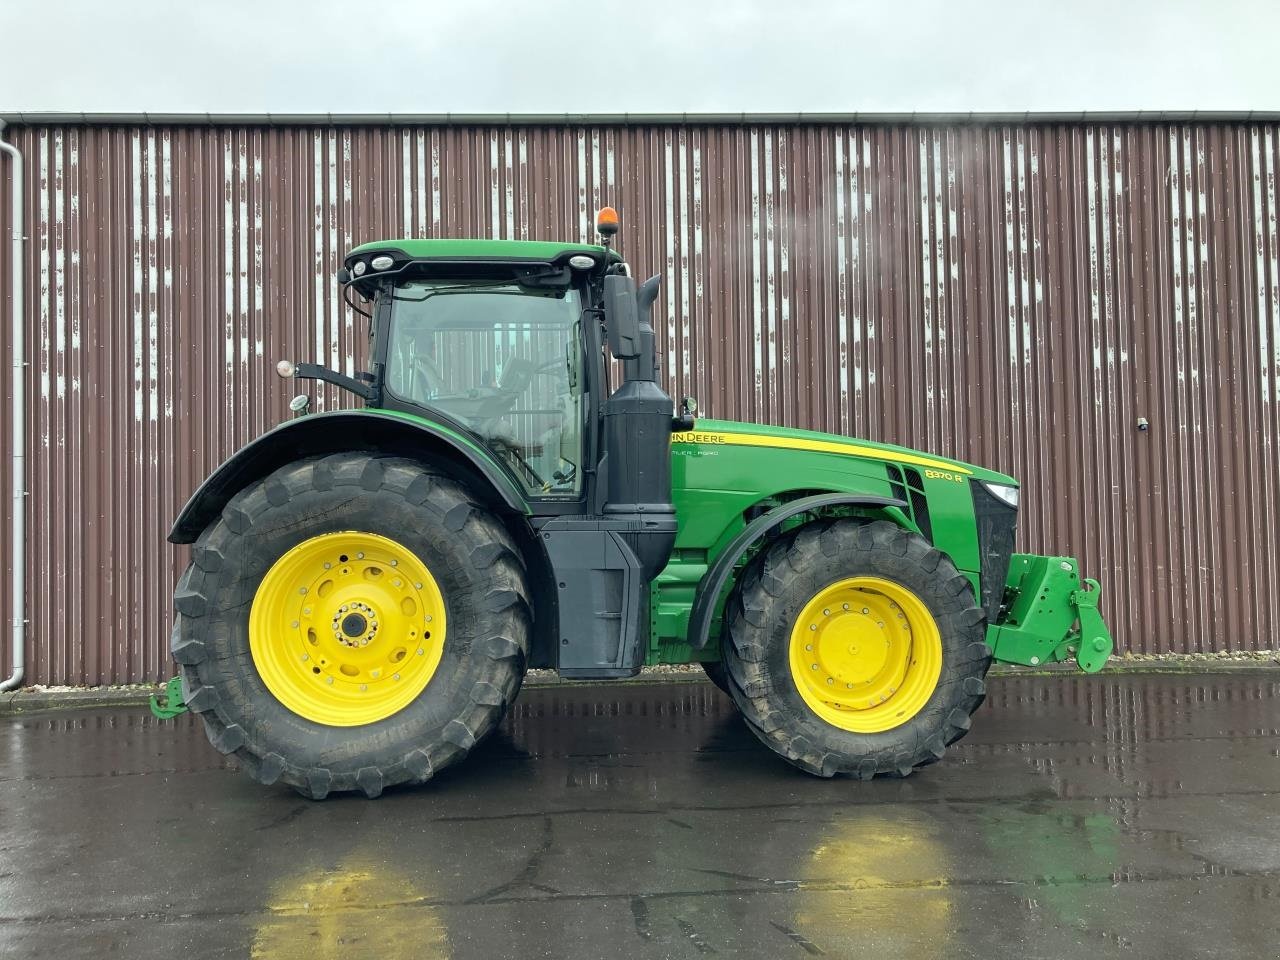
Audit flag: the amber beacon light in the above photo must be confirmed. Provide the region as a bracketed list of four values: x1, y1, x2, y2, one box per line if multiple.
[595, 206, 619, 237]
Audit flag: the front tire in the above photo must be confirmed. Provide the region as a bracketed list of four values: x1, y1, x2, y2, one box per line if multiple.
[171, 453, 531, 799]
[721, 519, 989, 778]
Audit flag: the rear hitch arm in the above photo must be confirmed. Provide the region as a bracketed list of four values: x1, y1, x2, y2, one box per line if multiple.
[149, 676, 188, 720]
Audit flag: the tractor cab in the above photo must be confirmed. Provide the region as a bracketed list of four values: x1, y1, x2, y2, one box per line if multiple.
[333, 235, 630, 505]
[383, 275, 587, 496]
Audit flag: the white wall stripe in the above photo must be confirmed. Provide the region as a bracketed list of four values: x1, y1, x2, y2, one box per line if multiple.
[763, 131, 777, 409]
[776, 130, 791, 424]
[131, 132, 145, 424]
[663, 131, 677, 381]
[415, 130, 428, 236]
[918, 136, 936, 441]
[310, 130, 326, 381]
[53, 130, 66, 409]
[145, 130, 160, 428]
[833, 131, 849, 433]
[401, 130, 413, 236]
[489, 132, 500, 239]
[749, 129, 763, 418]
[677, 130, 691, 389]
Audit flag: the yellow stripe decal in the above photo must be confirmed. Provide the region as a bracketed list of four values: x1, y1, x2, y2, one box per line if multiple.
[672, 430, 973, 475]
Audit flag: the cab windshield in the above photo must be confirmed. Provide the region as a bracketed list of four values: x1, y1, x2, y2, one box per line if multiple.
[385, 281, 585, 497]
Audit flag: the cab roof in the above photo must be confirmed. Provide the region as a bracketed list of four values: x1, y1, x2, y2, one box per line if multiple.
[347, 238, 618, 262]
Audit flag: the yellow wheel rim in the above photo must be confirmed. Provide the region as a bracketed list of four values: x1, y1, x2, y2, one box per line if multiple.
[788, 576, 942, 733]
[249, 531, 447, 727]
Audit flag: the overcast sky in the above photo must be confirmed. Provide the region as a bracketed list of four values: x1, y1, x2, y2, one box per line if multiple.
[3, 0, 1277, 115]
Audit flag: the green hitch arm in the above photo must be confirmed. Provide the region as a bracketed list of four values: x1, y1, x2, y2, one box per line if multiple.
[986, 554, 1115, 673]
[1069, 578, 1113, 673]
[149, 676, 189, 720]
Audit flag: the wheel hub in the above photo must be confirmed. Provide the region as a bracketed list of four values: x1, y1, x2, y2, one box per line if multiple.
[249, 531, 448, 727]
[788, 576, 943, 733]
[334, 603, 377, 647]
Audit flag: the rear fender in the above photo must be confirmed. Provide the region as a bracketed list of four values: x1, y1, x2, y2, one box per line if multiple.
[686, 493, 910, 652]
[169, 410, 528, 544]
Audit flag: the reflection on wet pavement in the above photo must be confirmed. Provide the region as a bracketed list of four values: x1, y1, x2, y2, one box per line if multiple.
[2, 672, 1278, 958]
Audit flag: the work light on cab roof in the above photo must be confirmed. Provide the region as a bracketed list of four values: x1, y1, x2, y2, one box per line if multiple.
[156, 204, 1114, 800]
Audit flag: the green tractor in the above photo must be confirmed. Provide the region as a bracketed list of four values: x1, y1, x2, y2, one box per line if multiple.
[159, 208, 1113, 798]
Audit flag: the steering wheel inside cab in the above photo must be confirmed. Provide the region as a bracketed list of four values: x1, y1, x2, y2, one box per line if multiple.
[497, 357, 536, 394]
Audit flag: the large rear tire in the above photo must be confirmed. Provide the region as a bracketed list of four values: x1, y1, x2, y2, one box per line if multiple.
[700, 660, 731, 695]
[721, 518, 989, 778]
[171, 453, 531, 799]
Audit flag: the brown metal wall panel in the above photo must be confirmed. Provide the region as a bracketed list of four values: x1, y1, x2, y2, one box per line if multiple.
[1, 119, 1278, 685]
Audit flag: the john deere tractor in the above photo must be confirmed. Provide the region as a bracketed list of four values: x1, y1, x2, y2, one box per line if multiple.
[160, 208, 1113, 799]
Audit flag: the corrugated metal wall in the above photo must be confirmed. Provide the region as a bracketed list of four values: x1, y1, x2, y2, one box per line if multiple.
[1, 119, 1278, 685]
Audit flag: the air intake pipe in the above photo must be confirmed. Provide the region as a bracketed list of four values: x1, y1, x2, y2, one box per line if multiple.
[600, 273, 677, 578]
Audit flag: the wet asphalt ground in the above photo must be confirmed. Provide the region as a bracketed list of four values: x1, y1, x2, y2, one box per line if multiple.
[2, 671, 1279, 960]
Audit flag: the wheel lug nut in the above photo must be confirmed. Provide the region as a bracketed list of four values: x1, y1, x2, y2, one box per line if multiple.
[862, 607, 869, 615]
[809, 624, 817, 631]
[414, 582, 423, 590]
[390, 559, 398, 567]
[301, 654, 309, 662]
[811, 664, 818, 670]
[291, 620, 299, 628]
[843, 603, 850, 611]
[298, 587, 307, 595]
[356, 552, 365, 559]
[393, 673, 400, 681]
[326, 677, 334, 685]
[324, 562, 331, 570]
[805, 644, 812, 651]
[360, 684, 368, 691]
[417, 648, 424, 655]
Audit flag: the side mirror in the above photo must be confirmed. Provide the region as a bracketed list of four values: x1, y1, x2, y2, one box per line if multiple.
[603, 274, 640, 360]
[673, 395, 697, 432]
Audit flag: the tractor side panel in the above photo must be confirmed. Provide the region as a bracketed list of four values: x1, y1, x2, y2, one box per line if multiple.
[651, 419, 986, 664]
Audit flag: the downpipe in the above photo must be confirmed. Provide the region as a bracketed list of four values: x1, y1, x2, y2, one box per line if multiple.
[0, 120, 24, 692]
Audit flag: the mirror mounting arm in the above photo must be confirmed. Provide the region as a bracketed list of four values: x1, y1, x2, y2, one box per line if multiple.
[292, 362, 379, 403]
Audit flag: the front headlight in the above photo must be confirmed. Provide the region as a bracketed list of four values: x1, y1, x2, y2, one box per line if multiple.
[982, 481, 1019, 508]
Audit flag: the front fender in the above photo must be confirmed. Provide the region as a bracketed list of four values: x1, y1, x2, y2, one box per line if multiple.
[686, 493, 910, 651]
[169, 410, 528, 544]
